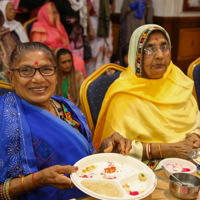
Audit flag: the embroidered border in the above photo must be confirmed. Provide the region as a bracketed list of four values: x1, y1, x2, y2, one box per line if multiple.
[135, 27, 168, 78]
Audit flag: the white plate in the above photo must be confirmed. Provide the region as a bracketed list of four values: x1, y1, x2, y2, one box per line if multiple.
[70, 153, 157, 200]
[159, 158, 196, 177]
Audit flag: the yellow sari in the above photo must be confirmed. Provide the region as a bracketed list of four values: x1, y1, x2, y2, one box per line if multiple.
[93, 25, 200, 160]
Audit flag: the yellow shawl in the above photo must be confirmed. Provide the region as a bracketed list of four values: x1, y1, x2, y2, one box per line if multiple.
[93, 25, 199, 159]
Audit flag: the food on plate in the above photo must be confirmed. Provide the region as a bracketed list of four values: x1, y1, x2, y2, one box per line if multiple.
[122, 180, 146, 196]
[194, 157, 200, 162]
[139, 173, 146, 181]
[166, 163, 191, 172]
[148, 159, 160, 170]
[79, 161, 135, 179]
[82, 165, 97, 173]
[81, 180, 123, 197]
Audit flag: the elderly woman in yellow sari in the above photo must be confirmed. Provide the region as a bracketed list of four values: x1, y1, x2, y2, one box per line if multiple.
[93, 24, 200, 161]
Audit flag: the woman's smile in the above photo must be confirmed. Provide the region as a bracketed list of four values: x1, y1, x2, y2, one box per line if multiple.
[29, 86, 48, 93]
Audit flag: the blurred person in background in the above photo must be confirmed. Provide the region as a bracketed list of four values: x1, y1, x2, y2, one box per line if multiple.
[0, 0, 29, 44]
[117, 0, 153, 59]
[56, 48, 84, 110]
[30, 2, 86, 78]
[85, 0, 115, 77]
[53, 0, 87, 60]
[0, 10, 16, 82]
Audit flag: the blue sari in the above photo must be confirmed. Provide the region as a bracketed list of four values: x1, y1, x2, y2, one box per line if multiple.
[0, 93, 94, 199]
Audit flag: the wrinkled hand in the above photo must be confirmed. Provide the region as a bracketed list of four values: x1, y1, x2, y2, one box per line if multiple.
[191, 133, 200, 148]
[173, 134, 200, 159]
[98, 132, 132, 155]
[36, 165, 78, 190]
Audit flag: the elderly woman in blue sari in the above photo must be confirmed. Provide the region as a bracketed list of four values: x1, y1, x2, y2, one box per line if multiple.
[0, 42, 132, 200]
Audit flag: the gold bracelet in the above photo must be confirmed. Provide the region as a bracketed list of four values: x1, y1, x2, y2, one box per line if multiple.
[22, 175, 31, 194]
[158, 143, 162, 158]
[148, 143, 152, 160]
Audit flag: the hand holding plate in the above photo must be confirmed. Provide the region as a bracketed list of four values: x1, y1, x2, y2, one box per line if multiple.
[35, 165, 78, 190]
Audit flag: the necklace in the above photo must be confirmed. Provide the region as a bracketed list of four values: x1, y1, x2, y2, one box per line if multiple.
[50, 99, 75, 127]
[50, 99, 62, 116]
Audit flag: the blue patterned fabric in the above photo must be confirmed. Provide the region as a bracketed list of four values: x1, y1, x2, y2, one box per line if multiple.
[87, 71, 122, 127]
[193, 63, 200, 109]
[0, 87, 13, 95]
[0, 93, 94, 199]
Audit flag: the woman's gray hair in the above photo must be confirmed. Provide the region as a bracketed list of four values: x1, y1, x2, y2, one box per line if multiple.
[9, 42, 57, 69]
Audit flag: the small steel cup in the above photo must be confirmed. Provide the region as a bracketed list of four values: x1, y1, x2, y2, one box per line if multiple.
[169, 173, 200, 199]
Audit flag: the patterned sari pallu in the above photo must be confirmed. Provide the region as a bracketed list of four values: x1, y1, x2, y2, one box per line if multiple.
[0, 93, 94, 199]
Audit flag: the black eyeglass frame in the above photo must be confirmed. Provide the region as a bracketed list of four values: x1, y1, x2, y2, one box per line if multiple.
[10, 66, 57, 77]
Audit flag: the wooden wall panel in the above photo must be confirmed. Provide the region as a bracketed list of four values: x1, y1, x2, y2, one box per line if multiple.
[178, 28, 200, 61]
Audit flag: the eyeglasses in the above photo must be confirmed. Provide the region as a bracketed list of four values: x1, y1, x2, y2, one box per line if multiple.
[11, 66, 57, 77]
[143, 45, 172, 55]
[6, 8, 16, 12]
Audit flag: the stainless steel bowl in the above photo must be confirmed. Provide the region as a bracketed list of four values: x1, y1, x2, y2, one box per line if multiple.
[188, 148, 200, 165]
[169, 173, 200, 199]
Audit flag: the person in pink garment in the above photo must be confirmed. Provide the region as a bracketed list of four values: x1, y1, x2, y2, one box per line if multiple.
[30, 2, 86, 78]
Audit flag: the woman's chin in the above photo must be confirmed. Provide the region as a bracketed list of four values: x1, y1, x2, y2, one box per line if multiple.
[151, 68, 167, 79]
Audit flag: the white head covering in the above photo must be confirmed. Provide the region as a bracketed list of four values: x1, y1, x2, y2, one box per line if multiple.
[0, 0, 29, 43]
[128, 24, 171, 77]
[68, 0, 87, 36]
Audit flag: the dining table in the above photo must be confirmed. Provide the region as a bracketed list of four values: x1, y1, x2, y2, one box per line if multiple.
[77, 168, 200, 200]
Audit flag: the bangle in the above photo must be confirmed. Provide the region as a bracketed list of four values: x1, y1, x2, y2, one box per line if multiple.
[5, 178, 12, 200]
[2, 178, 12, 200]
[146, 144, 150, 160]
[3, 178, 12, 200]
[148, 144, 151, 160]
[158, 143, 163, 158]
[22, 175, 31, 194]
[0, 183, 5, 200]
[3, 180, 7, 200]
[150, 144, 153, 159]
[148, 143, 153, 160]
[32, 173, 38, 188]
